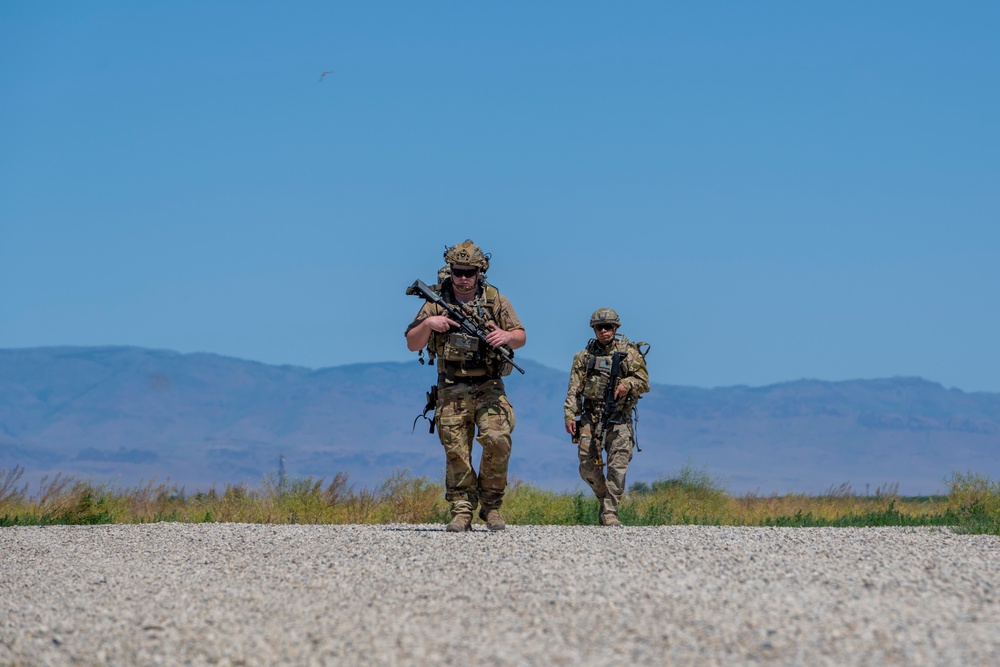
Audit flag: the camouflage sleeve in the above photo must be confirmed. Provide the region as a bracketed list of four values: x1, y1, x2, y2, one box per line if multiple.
[563, 351, 588, 422]
[619, 346, 650, 398]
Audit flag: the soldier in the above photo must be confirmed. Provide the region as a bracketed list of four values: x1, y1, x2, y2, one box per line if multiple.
[564, 308, 650, 527]
[405, 240, 526, 532]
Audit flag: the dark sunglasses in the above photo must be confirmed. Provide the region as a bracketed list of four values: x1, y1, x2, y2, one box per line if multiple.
[451, 267, 479, 278]
[594, 324, 616, 332]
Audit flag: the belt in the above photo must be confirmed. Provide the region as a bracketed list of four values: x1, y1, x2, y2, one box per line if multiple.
[442, 375, 490, 385]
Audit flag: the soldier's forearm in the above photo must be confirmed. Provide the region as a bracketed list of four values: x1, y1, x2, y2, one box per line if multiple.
[406, 322, 432, 351]
[563, 393, 581, 421]
[620, 375, 649, 395]
[506, 329, 526, 350]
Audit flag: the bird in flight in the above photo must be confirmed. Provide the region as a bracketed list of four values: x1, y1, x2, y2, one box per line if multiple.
[318, 70, 334, 82]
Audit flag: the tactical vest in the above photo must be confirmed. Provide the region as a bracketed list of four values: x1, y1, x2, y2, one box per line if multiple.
[426, 280, 512, 380]
[580, 335, 647, 408]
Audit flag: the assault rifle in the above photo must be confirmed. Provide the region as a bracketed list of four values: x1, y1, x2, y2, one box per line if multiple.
[589, 350, 626, 466]
[603, 350, 627, 429]
[406, 279, 525, 375]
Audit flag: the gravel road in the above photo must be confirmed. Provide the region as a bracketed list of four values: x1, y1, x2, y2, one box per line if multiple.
[2, 523, 998, 666]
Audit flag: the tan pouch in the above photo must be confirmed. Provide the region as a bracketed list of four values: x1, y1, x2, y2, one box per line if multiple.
[441, 333, 479, 362]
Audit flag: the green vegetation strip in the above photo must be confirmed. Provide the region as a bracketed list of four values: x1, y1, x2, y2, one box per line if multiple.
[1, 466, 998, 535]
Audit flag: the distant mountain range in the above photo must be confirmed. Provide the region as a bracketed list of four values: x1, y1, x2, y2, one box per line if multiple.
[2, 346, 998, 495]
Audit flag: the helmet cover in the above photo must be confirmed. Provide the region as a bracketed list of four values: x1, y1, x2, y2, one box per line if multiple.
[444, 239, 490, 272]
[589, 308, 621, 328]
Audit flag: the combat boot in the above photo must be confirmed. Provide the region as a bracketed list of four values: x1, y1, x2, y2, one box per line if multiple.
[478, 507, 506, 531]
[446, 514, 472, 532]
[601, 513, 622, 527]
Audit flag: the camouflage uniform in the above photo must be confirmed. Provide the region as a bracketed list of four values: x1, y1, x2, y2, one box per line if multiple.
[436, 377, 515, 517]
[406, 247, 523, 526]
[564, 322, 649, 525]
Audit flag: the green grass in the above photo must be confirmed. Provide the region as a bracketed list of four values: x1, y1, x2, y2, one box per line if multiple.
[1, 465, 998, 535]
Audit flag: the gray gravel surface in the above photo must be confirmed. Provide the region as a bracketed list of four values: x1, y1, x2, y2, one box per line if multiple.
[2, 523, 998, 666]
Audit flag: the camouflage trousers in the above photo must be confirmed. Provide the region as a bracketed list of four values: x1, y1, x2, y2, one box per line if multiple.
[577, 414, 634, 520]
[436, 378, 515, 519]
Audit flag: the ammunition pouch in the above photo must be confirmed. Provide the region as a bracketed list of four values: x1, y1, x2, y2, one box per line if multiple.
[440, 333, 481, 363]
[491, 349, 515, 377]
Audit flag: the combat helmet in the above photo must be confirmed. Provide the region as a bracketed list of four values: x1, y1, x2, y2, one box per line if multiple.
[444, 239, 490, 272]
[589, 308, 621, 328]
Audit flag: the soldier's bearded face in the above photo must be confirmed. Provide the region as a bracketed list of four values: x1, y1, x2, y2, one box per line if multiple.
[451, 264, 478, 294]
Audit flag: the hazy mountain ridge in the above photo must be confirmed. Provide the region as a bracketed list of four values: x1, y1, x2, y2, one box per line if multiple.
[2, 346, 998, 495]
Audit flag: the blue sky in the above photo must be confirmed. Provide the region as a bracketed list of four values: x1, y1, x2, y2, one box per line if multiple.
[2, 2, 998, 391]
